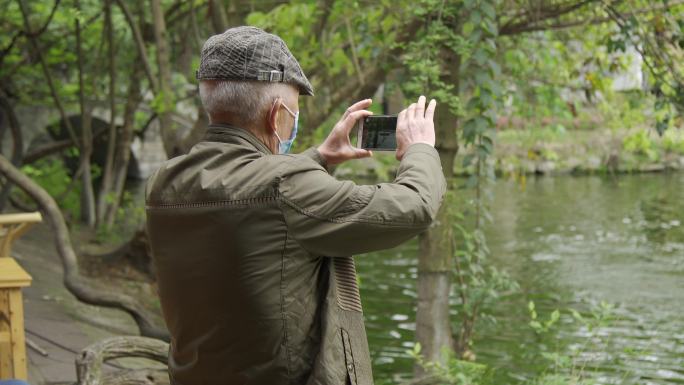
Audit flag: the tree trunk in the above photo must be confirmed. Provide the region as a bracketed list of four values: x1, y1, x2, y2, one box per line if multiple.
[151, 0, 177, 158]
[177, 13, 196, 76]
[175, 0, 249, 155]
[0, 155, 168, 340]
[226, 0, 244, 28]
[104, 66, 143, 228]
[0, 90, 23, 165]
[415, 215, 454, 377]
[96, 0, 118, 226]
[414, 51, 461, 376]
[79, 121, 96, 226]
[0, 88, 23, 211]
[178, 103, 209, 154]
[75, 0, 96, 227]
[415, 211, 453, 373]
[208, 0, 229, 33]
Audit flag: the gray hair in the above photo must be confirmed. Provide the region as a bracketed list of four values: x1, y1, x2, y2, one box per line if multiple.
[199, 80, 295, 126]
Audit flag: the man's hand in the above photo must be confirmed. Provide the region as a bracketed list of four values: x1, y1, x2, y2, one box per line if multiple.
[396, 95, 436, 161]
[317, 99, 374, 166]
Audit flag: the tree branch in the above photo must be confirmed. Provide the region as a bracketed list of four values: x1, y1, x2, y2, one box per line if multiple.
[0, 32, 24, 66]
[499, 0, 598, 35]
[604, 1, 684, 91]
[76, 336, 169, 385]
[113, 0, 159, 93]
[26, 0, 62, 38]
[499, 0, 684, 35]
[313, 0, 335, 43]
[167, 1, 208, 28]
[1, 0, 61, 64]
[344, 16, 365, 86]
[21, 129, 108, 165]
[17, 0, 79, 147]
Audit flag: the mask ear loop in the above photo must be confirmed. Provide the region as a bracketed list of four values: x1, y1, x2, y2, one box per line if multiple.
[280, 101, 297, 117]
[276, 98, 298, 140]
[269, 98, 285, 142]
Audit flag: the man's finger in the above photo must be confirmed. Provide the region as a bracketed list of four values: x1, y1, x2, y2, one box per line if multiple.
[354, 148, 372, 159]
[425, 99, 437, 121]
[343, 99, 372, 118]
[397, 108, 408, 132]
[397, 108, 407, 125]
[343, 110, 373, 133]
[415, 95, 426, 118]
[407, 103, 416, 120]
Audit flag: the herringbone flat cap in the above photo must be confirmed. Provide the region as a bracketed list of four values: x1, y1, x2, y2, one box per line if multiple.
[197, 26, 314, 96]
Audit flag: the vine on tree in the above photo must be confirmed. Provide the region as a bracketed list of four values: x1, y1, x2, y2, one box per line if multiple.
[401, 0, 519, 366]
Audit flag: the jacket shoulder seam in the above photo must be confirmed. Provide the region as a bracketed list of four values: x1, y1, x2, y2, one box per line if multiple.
[146, 196, 278, 209]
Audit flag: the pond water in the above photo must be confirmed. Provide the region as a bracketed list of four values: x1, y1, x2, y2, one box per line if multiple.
[358, 173, 684, 385]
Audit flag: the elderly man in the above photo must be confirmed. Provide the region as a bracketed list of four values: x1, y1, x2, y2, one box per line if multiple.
[145, 26, 446, 385]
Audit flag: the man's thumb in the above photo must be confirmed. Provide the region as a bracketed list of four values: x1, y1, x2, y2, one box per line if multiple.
[355, 149, 373, 159]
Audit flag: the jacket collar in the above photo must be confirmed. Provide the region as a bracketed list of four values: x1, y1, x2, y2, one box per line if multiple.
[204, 124, 274, 155]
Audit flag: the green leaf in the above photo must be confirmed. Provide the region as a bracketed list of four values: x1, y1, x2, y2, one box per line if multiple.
[481, 2, 496, 20]
[462, 21, 475, 36]
[550, 309, 560, 322]
[470, 10, 481, 26]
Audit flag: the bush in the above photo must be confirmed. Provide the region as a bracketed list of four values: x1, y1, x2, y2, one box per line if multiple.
[19, 159, 81, 220]
[662, 129, 684, 154]
[622, 130, 658, 160]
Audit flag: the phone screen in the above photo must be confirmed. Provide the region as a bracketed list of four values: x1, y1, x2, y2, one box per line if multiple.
[357, 115, 397, 150]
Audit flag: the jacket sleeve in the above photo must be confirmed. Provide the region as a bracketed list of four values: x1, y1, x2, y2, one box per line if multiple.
[279, 143, 446, 257]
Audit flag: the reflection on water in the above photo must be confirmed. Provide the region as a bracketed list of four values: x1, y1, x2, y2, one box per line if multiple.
[358, 173, 684, 385]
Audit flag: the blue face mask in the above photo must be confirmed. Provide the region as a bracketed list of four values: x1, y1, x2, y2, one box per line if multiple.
[274, 102, 299, 154]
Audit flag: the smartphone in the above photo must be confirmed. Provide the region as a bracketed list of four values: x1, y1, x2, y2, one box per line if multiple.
[356, 115, 397, 151]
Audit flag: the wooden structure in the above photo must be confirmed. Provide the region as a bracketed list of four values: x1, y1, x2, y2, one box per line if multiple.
[0, 212, 42, 380]
[0, 213, 43, 259]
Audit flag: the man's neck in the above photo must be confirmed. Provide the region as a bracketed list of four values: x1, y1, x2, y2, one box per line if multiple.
[209, 119, 277, 154]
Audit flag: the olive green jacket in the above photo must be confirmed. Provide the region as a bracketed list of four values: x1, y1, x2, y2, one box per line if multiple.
[145, 124, 446, 385]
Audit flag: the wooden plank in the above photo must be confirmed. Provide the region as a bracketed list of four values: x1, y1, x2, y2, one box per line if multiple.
[0, 290, 12, 379]
[0, 224, 11, 259]
[0, 258, 32, 288]
[8, 288, 27, 380]
[0, 212, 42, 225]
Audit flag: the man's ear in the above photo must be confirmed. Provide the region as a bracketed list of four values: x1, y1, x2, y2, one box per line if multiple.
[267, 98, 281, 134]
